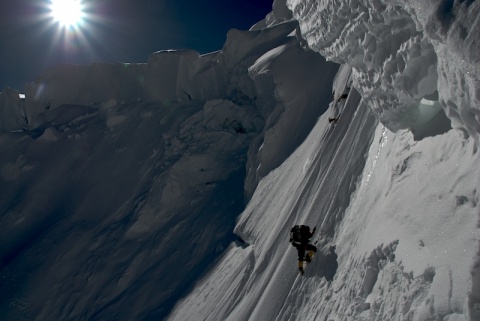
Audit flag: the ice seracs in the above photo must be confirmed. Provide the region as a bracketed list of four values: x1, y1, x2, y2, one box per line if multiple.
[285, 0, 480, 140]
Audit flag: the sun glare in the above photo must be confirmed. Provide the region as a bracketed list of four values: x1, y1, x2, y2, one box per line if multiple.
[49, 0, 85, 28]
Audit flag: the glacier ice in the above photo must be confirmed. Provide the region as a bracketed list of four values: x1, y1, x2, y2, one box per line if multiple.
[286, 0, 480, 140]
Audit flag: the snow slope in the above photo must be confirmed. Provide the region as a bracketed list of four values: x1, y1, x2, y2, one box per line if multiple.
[167, 2, 480, 319]
[0, 18, 339, 321]
[168, 66, 480, 321]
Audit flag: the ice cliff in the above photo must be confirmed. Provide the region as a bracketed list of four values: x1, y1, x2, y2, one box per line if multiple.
[2, 1, 479, 144]
[283, 0, 479, 141]
[0, 18, 339, 321]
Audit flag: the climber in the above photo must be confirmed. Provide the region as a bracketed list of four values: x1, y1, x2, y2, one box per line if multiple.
[336, 93, 349, 102]
[329, 117, 339, 124]
[289, 225, 317, 275]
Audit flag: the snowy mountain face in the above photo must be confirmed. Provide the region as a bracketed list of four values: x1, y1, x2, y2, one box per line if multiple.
[1, 1, 480, 321]
[0, 19, 339, 321]
[167, 2, 480, 321]
[168, 68, 480, 321]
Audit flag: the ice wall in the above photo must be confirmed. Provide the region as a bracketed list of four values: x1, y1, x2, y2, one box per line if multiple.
[21, 63, 147, 128]
[0, 20, 338, 198]
[285, 0, 480, 139]
[0, 15, 342, 321]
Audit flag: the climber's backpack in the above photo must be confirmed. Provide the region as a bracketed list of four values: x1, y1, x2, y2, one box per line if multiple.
[290, 225, 309, 245]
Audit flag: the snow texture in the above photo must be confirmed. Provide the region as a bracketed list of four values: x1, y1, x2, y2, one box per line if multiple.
[169, 65, 480, 321]
[1, 1, 480, 321]
[0, 18, 338, 321]
[285, 0, 480, 142]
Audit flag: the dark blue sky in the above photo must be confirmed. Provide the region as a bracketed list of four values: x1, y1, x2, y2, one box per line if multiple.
[0, 0, 274, 90]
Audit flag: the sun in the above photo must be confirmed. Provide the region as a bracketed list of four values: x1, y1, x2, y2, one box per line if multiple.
[49, 0, 85, 28]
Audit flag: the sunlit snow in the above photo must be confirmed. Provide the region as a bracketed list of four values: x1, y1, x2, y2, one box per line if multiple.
[286, 0, 479, 141]
[1, 1, 479, 321]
